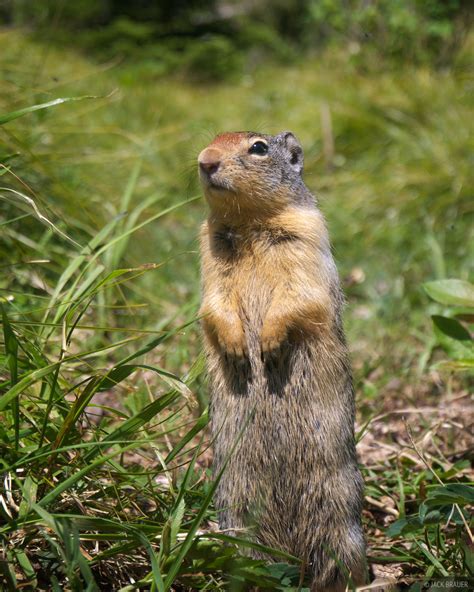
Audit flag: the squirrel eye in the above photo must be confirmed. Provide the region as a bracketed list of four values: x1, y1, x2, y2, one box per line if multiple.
[248, 141, 268, 156]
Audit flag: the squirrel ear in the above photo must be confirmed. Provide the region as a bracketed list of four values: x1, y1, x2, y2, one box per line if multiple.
[278, 131, 304, 175]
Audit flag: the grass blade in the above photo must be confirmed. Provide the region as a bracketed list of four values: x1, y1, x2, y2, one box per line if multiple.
[163, 408, 255, 590]
[0, 96, 100, 125]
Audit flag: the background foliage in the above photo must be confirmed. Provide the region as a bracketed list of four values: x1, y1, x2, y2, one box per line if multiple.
[0, 0, 473, 589]
[1, 0, 473, 76]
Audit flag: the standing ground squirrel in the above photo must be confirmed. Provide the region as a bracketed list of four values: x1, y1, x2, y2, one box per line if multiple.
[198, 131, 366, 591]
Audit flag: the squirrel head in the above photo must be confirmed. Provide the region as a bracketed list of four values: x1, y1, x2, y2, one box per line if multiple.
[198, 131, 310, 219]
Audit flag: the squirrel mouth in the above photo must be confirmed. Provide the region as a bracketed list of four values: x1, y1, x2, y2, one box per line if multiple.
[201, 173, 234, 192]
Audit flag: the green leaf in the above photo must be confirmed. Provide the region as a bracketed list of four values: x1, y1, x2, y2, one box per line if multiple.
[266, 562, 305, 585]
[425, 484, 474, 506]
[0, 187, 81, 248]
[25, 503, 100, 590]
[208, 533, 301, 563]
[38, 442, 140, 507]
[43, 212, 127, 326]
[387, 516, 422, 537]
[170, 499, 186, 549]
[83, 389, 180, 462]
[0, 552, 17, 588]
[12, 548, 36, 585]
[461, 539, 474, 573]
[434, 359, 474, 372]
[165, 410, 208, 464]
[18, 475, 38, 520]
[422, 510, 442, 525]
[51, 374, 106, 452]
[0, 96, 99, 125]
[424, 280, 474, 308]
[1, 305, 19, 449]
[162, 409, 256, 591]
[432, 315, 472, 341]
[414, 540, 449, 576]
[0, 361, 60, 412]
[386, 518, 407, 537]
[95, 365, 139, 391]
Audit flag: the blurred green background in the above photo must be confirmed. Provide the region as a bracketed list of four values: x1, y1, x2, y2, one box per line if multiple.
[0, 1, 473, 589]
[1, 0, 472, 385]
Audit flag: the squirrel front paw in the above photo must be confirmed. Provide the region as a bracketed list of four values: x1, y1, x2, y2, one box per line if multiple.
[202, 312, 248, 357]
[217, 322, 248, 357]
[260, 317, 288, 353]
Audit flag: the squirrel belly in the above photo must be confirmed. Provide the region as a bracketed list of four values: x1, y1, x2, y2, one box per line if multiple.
[198, 131, 366, 591]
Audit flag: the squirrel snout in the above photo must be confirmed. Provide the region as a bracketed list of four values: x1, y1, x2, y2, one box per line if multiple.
[200, 160, 220, 175]
[198, 147, 221, 176]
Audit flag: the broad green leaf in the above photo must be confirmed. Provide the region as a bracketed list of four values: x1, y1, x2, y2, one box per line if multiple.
[424, 280, 474, 308]
[432, 315, 472, 341]
[387, 518, 408, 537]
[266, 562, 307, 587]
[12, 548, 36, 585]
[425, 484, 474, 506]
[387, 517, 422, 537]
[422, 510, 442, 525]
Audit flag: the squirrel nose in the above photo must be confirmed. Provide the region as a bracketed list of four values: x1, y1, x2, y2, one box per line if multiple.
[198, 147, 221, 176]
[199, 160, 220, 175]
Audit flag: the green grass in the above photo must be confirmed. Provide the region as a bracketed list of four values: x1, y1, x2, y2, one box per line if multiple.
[0, 28, 473, 590]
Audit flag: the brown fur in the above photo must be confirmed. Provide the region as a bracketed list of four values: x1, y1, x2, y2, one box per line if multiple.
[198, 131, 366, 591]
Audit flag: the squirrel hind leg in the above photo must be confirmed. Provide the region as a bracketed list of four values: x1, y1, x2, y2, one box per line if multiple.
[309, 532, 368, 592]
[310, 564, 367, 592]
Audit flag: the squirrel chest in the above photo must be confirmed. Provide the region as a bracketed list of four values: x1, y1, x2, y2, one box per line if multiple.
[200, 210, 336, 355]
[209, 223, 299, 314]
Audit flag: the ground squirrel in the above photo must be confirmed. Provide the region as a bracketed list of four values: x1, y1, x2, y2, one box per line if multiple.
[198, 131, 366, 591]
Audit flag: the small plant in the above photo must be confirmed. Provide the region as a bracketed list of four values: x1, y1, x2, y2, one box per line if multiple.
[423, 279, 474, 372]
[378, 279, 474, 583]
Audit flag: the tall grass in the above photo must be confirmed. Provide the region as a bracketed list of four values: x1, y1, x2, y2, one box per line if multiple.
[0, 28, 472, 589]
